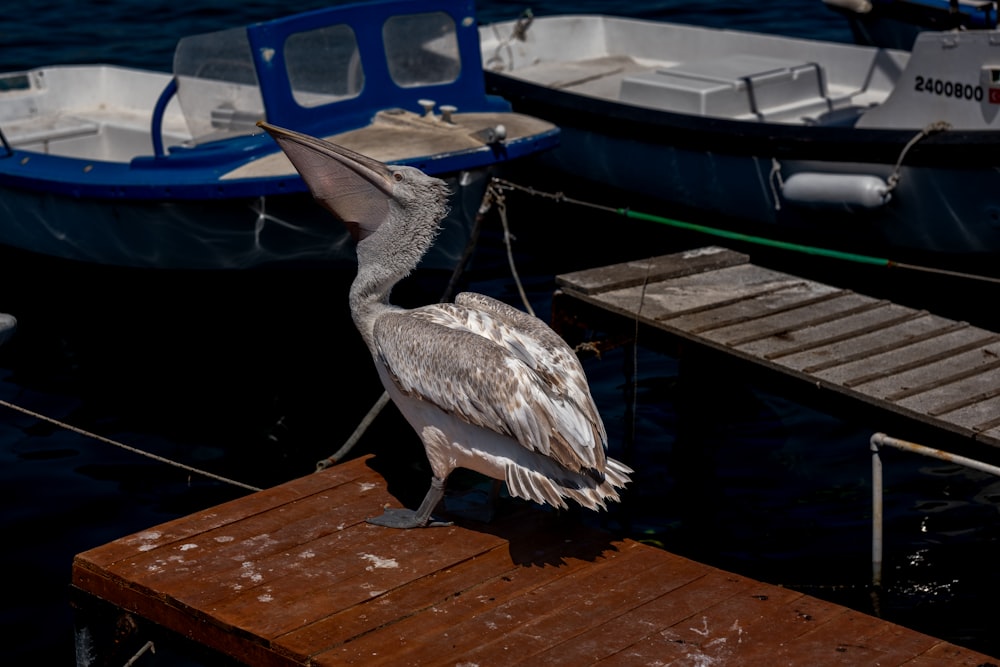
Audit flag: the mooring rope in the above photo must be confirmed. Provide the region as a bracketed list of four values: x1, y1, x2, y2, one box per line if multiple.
[885, 120, 952, 195]
[490, 177, 1000, 286]
[491, 179, 536, 316]
[0, 398, 262, 492]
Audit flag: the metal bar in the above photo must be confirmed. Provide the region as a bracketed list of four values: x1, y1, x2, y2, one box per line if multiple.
[869, 432, 1000, 589]
[871, 436, 884, 588]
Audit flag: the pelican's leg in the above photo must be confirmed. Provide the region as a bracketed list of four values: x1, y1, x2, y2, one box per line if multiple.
[367, 477, 452, 529]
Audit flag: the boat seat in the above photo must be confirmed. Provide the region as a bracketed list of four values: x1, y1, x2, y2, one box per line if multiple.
[620, 55, 831, 121]
[0, 114, 100, 147]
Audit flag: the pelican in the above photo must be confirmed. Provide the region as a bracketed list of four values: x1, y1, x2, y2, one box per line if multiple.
[258, 121, 632, 528]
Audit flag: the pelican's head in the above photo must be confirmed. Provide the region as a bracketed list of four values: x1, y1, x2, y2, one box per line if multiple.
[257, 121, 449, 243]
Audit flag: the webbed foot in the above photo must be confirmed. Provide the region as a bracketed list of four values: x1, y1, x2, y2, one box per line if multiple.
[366, 477, 450, 529]
[366, 508, 452, 529]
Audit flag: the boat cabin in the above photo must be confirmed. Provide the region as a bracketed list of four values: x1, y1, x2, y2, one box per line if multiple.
[0, 0, 505, 165]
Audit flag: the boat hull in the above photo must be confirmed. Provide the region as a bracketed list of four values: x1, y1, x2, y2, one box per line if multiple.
[483, 64, 1000, 265]
[0, 169, 490, 270]
[0, 0, 560, 271]
[521, 116, 1000, 257]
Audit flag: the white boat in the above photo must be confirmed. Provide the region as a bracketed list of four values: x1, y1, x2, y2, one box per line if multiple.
[0, 0, 558, 270]
[479, 11, 1000, 271]
[824, 0, 998, 49]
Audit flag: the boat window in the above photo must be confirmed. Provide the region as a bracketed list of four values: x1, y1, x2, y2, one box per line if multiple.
[0, 73, 30, 92]
[174, 27, 264, 142]
[285, 24, 364, 108]
[383, 12, 460, 88]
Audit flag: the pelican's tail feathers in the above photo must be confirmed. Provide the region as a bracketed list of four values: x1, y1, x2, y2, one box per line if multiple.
[604, 457, 633, 488]
[505, 463, 570, 510]
[503, 457, 632, 513]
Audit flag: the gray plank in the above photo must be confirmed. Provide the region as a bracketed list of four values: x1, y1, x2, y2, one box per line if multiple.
[745, 305, 922, 358]
[593, 263, 806, 321]
[770, 315, 965, 373]
[814, 327, 998, 387]
[555, 246, 749, 296]
[698, 296, 892, 349]
[846, 342, 1000, 401]
[918, 390, 1000, 429]
[664, 283, 845, 334]
[556, 247, 1000, 449]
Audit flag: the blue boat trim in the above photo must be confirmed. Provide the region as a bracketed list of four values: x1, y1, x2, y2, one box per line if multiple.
[0, 0, 558, 202]
[0, 0, 559, 269]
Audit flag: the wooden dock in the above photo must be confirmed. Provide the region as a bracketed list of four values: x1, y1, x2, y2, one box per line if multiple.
[72, 454, 998, 666]
[553, 246, 1000, 450]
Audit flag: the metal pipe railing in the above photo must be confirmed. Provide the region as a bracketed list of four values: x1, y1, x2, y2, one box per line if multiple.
[869, 432, 1000, 588]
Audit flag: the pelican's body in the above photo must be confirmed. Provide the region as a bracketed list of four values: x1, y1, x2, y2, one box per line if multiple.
[259, 121, 631, 527]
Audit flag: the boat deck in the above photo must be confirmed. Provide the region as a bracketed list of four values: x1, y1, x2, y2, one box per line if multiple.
[482, 14, 897, 124]
[502, 52, 872, 124]
[72, 454, 998, 666]
[553, 246, 1000, 449]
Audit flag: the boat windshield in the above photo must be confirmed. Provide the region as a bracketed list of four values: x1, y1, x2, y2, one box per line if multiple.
[173, 27, 264, 143]
[170, 8, 464, 144]
[285, 23, 364, 108]
[383, 11, 461, 88]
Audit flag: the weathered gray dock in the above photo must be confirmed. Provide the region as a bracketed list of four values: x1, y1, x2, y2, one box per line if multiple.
[553, 246, 1000, 449]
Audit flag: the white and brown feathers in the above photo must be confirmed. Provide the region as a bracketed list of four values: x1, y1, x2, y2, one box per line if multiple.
[375, 291, 631, 510]
[258, 120, 630, 527]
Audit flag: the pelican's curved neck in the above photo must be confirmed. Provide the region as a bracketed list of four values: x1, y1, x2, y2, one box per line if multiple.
[348, 212, 437, 351]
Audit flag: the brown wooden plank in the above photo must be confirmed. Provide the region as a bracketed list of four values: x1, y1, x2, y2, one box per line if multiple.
[74, 463, 369, 569]
[73, 446, 1000, 667]
[447, 548, 712, 666]
[82, 472, 386, 610]
[912, 639, 1000, 665]
[752, 607, 935, 666]
[601, 583, 812, 665]
[555, 246, 749, 295]
[591, 583, 840, 666]
[502, 556, 718, 666]
[283, 507, 623, 660]
[514, 565, 758, 666]
[279, 544, 521, 661]
[212, 525, 505, 643]
[72, 568, 302, 667]
[333, 539, 663, 666]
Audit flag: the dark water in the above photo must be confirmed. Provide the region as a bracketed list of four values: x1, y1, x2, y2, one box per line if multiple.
[4, 1, 1000, 665]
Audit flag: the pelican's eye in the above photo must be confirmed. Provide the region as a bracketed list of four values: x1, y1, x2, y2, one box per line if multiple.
[394, 172, 404, 182]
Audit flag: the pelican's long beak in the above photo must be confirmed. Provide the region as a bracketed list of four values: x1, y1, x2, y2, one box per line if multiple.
[257, 121, 394, 241]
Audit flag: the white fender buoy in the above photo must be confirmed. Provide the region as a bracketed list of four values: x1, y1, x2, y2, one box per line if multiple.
[782, 172, 891, 208]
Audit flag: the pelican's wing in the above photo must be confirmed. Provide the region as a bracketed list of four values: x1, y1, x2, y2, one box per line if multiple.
[455, 293, 603, 424]
[373, 302, 608, 475]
